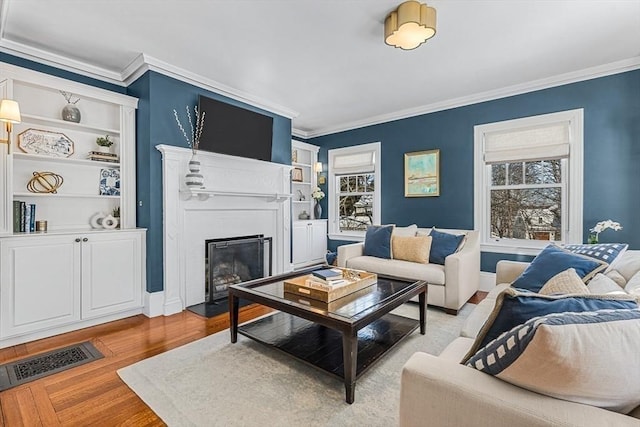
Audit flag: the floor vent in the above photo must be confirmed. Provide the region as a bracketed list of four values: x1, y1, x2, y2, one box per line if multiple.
[0, 341, 103, 391]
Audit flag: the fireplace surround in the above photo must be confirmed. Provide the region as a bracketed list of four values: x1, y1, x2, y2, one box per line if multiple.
[156, 145, 292, 316]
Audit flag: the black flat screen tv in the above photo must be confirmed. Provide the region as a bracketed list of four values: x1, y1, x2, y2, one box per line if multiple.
[197, 95, 273, 162]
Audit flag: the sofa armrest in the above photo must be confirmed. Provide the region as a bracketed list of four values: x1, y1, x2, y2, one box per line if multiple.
[337, 242, 364, 267]
[443, 231, 480, 310]
[495, 260, 529, 285]
[400, 352, 637, 427]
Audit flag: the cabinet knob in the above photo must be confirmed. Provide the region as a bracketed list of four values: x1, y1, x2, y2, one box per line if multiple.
[82, 238, 88, 242]
[75, 238, 81, 242]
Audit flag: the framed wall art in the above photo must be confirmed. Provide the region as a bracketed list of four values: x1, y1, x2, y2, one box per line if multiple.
[292, 167, 304, 182]
[404, 149, 440, 197]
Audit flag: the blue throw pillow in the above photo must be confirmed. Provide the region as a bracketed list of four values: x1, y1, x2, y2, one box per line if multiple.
[466, 288, 638, 355]
[363, 225, 394, 259]
[428, 228, 465, 265]
[511, 244, 607, 292]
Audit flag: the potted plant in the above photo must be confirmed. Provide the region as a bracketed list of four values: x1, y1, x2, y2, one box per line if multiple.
[96, 135, 114, 153]
[112, 206, 120, 229]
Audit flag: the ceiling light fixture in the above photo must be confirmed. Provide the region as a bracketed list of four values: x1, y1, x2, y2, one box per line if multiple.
[384, 1, 437, 50]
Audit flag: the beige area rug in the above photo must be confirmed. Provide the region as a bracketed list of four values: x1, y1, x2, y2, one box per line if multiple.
[118, 303, 474, 427]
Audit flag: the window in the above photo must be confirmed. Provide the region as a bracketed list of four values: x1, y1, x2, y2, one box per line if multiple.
[474, 109, 583, 255]
[328, 142, 381, 240]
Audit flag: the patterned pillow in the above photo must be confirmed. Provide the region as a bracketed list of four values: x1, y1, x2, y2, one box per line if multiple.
[538, 268, 589, 296]
[392, 235, 432, 264]
[511, 245, 608, 292]
[564, 243, 628, 271]
[466, 309, 640, 414]
[463, 287, 638, 359]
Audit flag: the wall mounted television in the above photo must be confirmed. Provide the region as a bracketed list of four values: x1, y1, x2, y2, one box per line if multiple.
[197, 95, 274, 162]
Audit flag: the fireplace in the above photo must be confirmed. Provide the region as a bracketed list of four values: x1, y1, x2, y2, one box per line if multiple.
[205, 235, 272, 302]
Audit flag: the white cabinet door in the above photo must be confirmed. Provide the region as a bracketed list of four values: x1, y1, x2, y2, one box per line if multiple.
[0, 236, 81, 338]
[81, 231, 143, 319]
[292, 222, 310, 266]
[309, 221, 328, 263]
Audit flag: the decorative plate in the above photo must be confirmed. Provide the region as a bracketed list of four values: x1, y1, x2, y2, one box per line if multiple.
[18, 128, 75, 157]
[99, 168, 120, 196]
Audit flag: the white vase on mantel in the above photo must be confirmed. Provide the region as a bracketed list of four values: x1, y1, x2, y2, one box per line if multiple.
[185, 151, 205, 189]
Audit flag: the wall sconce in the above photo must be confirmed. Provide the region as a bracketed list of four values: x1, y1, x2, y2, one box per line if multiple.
[0, 99, 22, 154]
[315, 161, 326, 185]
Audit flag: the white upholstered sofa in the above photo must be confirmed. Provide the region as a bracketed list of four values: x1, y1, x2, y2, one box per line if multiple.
[399, 252, 640, 426]
[337, 227, 480, 315]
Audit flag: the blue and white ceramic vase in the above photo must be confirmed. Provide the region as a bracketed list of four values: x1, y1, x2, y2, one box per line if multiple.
[185, 152, 205, 189]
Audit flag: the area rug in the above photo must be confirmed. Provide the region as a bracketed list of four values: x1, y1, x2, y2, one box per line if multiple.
[118, 303, 474, 427]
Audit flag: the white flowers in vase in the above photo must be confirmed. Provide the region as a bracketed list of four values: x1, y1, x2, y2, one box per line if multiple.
[173, 105, 205, 154]
[312, 187, 325, 201]
[588, 219, 622, 244]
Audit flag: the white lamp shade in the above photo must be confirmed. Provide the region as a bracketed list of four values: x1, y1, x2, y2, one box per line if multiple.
[315, 162, 323, 173]
[0, 99, 21, 123]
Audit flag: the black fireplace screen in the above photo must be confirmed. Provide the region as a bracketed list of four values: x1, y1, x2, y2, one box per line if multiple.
[205, 235, 272, 302]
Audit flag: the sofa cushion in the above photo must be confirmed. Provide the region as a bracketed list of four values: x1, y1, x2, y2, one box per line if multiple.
[511, 245, 607, 292]
[363, 224, 394, 259]
[625, 271, 640, 297]
[466, 308, 640, 414]
[392, 224, 418, 237]
[392, 235, 431, 264]
[438, 337, 474, 363]
[464, 288, 638, 359]
[538, 268, 589, 296]
[588, 273, 626, 295]
[564, 243, 628, 271]
[345, 256, 445, 285]
[429, 228, 465, 265]
[606, 269, 627, 287]
[610, 250, 640, 282]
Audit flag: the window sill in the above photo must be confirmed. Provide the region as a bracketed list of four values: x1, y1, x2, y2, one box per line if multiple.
[481, 243, 547, 256]
[328, 233, 364, 242]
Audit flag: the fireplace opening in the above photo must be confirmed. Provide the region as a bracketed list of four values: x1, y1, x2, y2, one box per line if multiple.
[205, 235, 272, 302]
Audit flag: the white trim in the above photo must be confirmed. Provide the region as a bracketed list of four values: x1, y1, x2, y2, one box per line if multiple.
[479, 272, 496, 292]
[474, 109, 583, 255]
[143, 291, 165, 318]
[328, 142, 381, 239]
[123, 54, 298, 119]
[299, 57, 640, 138]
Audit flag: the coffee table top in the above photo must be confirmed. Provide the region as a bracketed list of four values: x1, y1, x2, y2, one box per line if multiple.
[229, 266, 425, 324]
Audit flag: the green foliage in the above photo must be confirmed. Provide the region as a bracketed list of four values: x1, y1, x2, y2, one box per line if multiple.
[96, 135, 113, 147]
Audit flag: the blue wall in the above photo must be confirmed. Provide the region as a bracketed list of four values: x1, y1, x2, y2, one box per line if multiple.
[311, 69, 640, 272]
[127, 71, 292, 292]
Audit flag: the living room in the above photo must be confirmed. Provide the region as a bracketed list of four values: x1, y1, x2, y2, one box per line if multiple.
[0, 0, 639, 425]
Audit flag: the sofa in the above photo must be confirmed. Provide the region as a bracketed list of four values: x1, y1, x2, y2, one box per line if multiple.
[337, 227, 480, 314]
[399, 250, 640, 426]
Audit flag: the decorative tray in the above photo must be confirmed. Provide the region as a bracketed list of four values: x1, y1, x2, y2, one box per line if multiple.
[283, 268, 377, 303]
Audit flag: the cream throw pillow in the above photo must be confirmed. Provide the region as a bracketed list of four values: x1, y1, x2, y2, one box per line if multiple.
[539, 268, 589, 295]
[391, 235, 431, 264]
[588, 273, 627, 295]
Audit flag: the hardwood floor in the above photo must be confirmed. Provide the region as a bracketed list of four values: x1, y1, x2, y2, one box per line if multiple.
[0, 291, 488, 425]
[0, 304, 272, 426]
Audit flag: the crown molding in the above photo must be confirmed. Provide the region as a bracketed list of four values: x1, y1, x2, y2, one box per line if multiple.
[123, 54, 299, 119]
[304, 56, 640, 138]
[292, 128, 310, 139]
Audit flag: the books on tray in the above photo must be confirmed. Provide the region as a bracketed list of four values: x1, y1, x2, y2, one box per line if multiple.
[311, 268, 343, 281]
[283, 268, 377, 302]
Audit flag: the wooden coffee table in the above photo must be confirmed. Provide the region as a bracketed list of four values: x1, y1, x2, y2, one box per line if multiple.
[228, 267, 426, 403]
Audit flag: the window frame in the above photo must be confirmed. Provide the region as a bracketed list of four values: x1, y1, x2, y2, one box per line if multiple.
[474, 109, 583, 256]
[327, 142, 381, 241]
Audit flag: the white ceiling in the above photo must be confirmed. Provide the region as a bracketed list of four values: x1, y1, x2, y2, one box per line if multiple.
[1, 0, 639, 137]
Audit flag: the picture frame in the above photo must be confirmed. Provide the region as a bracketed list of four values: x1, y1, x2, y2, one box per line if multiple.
[99, 168, 120, 196]
[292, 167, 304, 182]
[18, 128, 75, 157]
[404, 149, 440, 197]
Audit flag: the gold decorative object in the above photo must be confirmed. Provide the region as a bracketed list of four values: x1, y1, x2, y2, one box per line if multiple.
[27, 171, 64, 194]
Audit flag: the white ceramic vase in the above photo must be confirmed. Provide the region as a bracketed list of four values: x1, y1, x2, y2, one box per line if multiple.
[185, 152, 205, 189]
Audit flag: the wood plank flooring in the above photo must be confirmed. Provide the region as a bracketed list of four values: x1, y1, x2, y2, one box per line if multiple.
[0, 292, 488, 426]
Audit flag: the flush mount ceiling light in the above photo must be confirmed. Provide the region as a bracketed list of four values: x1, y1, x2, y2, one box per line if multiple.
[385, 1, 437, 50]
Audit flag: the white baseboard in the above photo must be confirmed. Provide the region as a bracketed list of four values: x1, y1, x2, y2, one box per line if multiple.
[479, 272, 496, 292]
[144, 291, 166, 318]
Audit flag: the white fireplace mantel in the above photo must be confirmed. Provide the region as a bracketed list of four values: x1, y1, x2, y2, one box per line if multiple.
[156, 144, 293, 316]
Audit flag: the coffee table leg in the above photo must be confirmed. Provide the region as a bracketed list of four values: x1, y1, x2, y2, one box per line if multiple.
[342, 330, 358, 404]
[229, 292, 239, 343]
[419, 289, 426, 335]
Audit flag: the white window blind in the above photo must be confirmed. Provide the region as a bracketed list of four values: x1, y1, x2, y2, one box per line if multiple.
[483, 122, 570, 164]
[332, 151, 375, 174]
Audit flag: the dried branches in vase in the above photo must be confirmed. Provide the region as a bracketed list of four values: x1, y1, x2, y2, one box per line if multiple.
[173, 105, 206, 154]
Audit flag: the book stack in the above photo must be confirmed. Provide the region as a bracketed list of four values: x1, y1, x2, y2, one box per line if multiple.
[305, 268, 348, 290]
[13, 200, 36, 233]
[88, 151, 119, 163]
